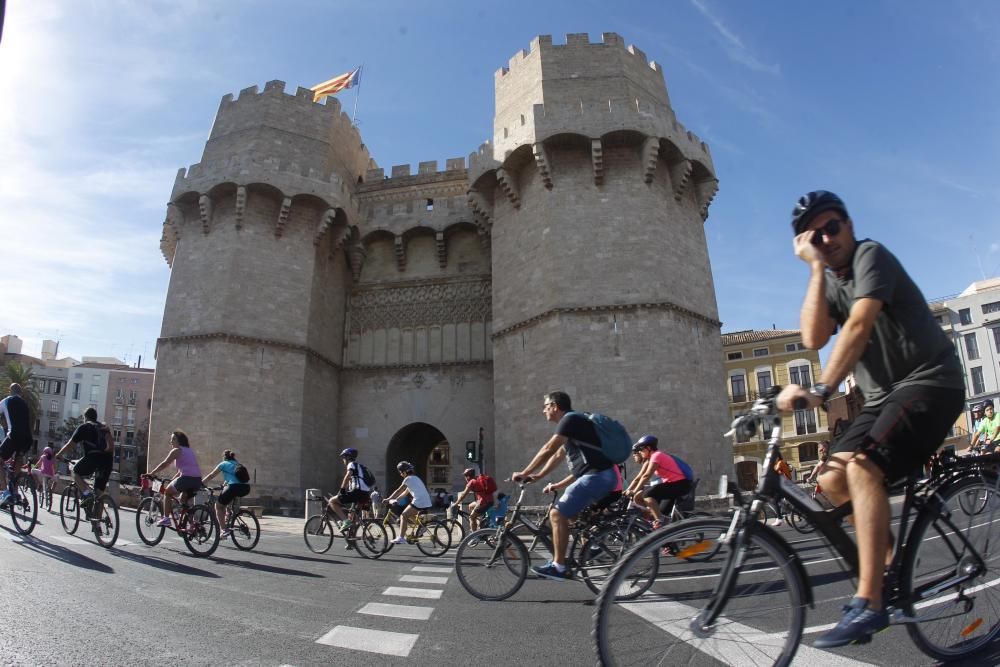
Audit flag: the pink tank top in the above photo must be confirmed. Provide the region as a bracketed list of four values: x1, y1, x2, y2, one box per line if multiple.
[36, 455, 55, 476]
[175, 446, 201, 477]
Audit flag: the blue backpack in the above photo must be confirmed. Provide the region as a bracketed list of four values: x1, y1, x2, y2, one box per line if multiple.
[672, 455, 695, 481]
[570, 411, 632, 464]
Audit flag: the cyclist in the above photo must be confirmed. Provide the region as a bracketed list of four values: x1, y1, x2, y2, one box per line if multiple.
[776, 190, 964, 648]
[805, 440, 830, 485]
[201, 449, 251, 539]
[968, 400, 999, 454]
[0, 383, 33, 506]
[383, 461, 432, 545]
[30, 446, 56, 505]
[53, 407, 113, 513]
[511, 391, 617, 582]
[624, 435, 693, 529]
[769, 454, 793, 526]
[143, 430, 203, 528]
[450, 467, 497, 531]
[325, 448, 372, 534]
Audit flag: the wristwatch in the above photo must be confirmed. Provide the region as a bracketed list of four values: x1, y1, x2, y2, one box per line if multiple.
[809, 383, 832, 402]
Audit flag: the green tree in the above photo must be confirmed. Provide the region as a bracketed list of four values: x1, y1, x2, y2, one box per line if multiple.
[54, 416, 84, 447]
[0, 361, 40, 426]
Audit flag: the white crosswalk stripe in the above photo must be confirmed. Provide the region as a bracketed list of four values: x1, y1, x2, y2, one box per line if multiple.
[411, 565, 452, 573]
[358, 602, 434, 620]
[399, 574, 449, 585]
[316, 626, 419, 657]
[382, 586, 443, 599]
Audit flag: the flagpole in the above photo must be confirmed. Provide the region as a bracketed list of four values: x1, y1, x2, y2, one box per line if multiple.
[351, 65, 363, 126]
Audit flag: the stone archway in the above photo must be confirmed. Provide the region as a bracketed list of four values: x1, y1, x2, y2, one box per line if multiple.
[384, 422, 449, 493]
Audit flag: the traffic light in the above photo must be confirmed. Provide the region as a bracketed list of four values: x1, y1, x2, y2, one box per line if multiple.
[465, 440, 477, 462]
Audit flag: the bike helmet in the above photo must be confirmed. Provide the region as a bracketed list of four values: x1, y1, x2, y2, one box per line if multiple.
[791, 190, 849, 235]
[633, 434, 658, 452]
[396, 460, 414, 474]
[42, 446, 53, 456]
[339, 447, 358, 460]
[463, 467, 476, 478]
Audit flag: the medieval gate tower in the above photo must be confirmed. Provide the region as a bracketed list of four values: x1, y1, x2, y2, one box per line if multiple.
[151, 33, 728, 508]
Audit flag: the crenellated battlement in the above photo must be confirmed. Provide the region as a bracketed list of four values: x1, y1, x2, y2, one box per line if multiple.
[495, 33, 662, 80]
[359, 157, 468, 190]
[171, 154, 356, 203]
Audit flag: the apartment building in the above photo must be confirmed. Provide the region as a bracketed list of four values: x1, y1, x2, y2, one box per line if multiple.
[723, 329, 829, 490]
[104, 367, 154, 482]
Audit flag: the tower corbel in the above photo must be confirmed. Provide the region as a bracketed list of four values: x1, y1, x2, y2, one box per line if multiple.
[641, 137, 660, 184]
[591, 139, 604, 186]
[347, 242, 367, 282]
[495, 167, 521, 209]
[314, 208, 337, 245]
[234, 186, 246, 229]
[276, 197, 292, 237]
[198, 195, 213, 235]
[669, 159, 693, 202]
[532, 142, 553, 189]
[694, 177, 719, 221]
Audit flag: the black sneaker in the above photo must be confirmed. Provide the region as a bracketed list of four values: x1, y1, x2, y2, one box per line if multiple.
[813, 597, 889, 648]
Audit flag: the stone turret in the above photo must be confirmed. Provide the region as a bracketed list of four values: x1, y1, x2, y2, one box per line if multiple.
[152, 81, 372, 501]
[469, 33, 728, 488]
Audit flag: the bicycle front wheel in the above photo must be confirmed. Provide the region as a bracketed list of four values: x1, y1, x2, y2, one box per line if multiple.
[11, 474, 37, 535]
[304, 515, 335, 554]
[455, 528, 528, 601]
[415, 519, 452, 557]
[353, 518, 387, 559]
[93, 494, 119, 548]
[578, 523, 658, 599]
[594, 517, 806, 667]
[135, 496, 166, 545]
[60, 485, 81, 535]
[182, 504, 220, 557]
[230, 510, 260, 551]
[902, 473, 1000, 661]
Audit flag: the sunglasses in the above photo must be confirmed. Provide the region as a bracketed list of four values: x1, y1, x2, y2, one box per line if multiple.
[810, 218, 843, 246]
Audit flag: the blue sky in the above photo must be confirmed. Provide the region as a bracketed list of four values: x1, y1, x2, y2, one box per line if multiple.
[2, 0, 998, 365]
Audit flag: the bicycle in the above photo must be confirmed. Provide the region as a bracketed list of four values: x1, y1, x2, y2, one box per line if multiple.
[203, 486, 261, 551]
[57, 458, 120, 548]
[443, 502, 505, 542]
[454, 480, 659, 601]
[0, 458, 37, 535]
[36, 474, 55, 513]
[303, 494, 387, 558]
[594, 388, 1000, 666]
[134, 476, 220, 557]
[375, 500, 452, 557]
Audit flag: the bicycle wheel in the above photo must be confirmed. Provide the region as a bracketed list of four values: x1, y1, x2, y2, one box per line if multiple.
[41, 480, 53, 512]
[304, 515, 335, 554]
[415, 519, 452, 557]
[135, 496, 166, 546]
[381, 519, 397, 553]
[182, 504, 220, 557]
[579, 523, 658, 599]
[441, 517, 465, 544]
[230, 510, 260, 551]
[10, 474, 37, 535]
[671, 513, 724, 563]
[353, 518, 387, 559]
[902, 474, 1000, 661]
[455, 528, 529, 601]
[957, 484, 990, 516]
[60, 485, 81, 535]
[594, 517, 806, 667]
[509, 521, 552, 567]
[93, 494, 119, 548]
[787, 506, 815, 534]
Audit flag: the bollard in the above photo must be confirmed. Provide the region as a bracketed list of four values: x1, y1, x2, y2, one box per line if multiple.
[305, 488, 323, 521]
[717, 474, 728, 497]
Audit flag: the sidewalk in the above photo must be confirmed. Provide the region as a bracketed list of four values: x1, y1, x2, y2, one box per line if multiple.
[117, 504, 306, 535]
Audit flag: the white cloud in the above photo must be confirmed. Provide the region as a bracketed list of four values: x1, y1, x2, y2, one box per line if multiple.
[689, 0, 781, 75]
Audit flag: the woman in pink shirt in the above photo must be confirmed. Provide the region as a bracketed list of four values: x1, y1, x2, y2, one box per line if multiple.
[623, 435, 693, 528]
[143, 430, 203, 528]
[31, 447, 56, 510]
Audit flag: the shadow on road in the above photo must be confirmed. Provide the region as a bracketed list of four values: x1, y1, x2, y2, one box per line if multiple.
[110, 547, 220, 577]
[1, 526, 115, 574]
[210, 555, 326, 577]
[250, 549, 348, 565]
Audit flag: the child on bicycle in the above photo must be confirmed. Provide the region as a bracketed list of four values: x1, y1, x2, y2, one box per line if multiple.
[383, 461, 432, 545]
[30, 446, 56, 506]
[143, 430, 203, 528]
[201, 449, 251, 539]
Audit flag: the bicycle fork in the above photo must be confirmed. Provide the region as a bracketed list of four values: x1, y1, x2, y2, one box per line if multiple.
[690, 509, 750, 637]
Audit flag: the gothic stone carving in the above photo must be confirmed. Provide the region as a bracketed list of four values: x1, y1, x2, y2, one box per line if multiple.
[349, 280, 492, 333]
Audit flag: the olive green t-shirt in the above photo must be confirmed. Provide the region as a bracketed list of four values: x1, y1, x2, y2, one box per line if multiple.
[824, 240, 963, 406]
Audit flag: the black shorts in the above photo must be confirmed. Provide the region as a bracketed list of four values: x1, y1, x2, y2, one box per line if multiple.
[337, 489, 371, 507]
[74, 451, 113, 492]
[0, 434, 32, 461]
[644, 479, 692, 502]
[590, 490, 623, 512]
[469, 499, 494, 516]
[219, 483, 251, 506]
[832, 384, 965, 483]
[171, 475, 203, 495]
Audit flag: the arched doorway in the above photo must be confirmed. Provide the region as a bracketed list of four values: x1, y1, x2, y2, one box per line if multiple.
[384, 422, 449, 494]
[735, 460, 759, 491]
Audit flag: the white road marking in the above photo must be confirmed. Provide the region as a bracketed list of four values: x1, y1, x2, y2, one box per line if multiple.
[412, 565, 452, 573]
[399, 574, 448, 585]
[358, 602, 434, 620]
[620, 599, 876, 666]
[316, 626, 419, 657]
[1, 534, 23, 543]
[382, 586, 443, 599]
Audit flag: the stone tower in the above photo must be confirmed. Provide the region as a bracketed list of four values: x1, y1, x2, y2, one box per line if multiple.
[151, 33, 729, 508]
[153, 81, 369, 499]
[468, 33, 728, 487]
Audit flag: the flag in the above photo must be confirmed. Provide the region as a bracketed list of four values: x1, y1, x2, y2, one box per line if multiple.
[310, 67, 361, 102]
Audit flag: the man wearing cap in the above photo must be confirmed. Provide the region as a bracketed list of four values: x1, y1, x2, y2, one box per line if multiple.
[776, 191, 964, 648]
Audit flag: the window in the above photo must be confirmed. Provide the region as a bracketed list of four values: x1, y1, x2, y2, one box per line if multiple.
[128, 390, 137, 405]
[727, 351, 743, 361]
[70, 403, 80, 418]
[788, 363, 812, 388]
[113, 429, 122, 443]
[114, 388, 125, 404]
[73, 372, 82, 379]
[799, 442, 819, 462]
[785, 343, 796, 352]
[426, 198, 434, 211]
[125, 431, 134, 446]
[49, 400, 58, 415]
[756, 370, 772, 393]
[794, 409, 818, 435]
[965, 333, 980, 360]
[35, 379, 46, 394]
[753, 347, 769, 357]
[730, 374, 747, 402]
[982, 301, 1000, 315]
[113, 406, 123, 425]
[993, 328, 1000, 353]
[48, 420, 56, 433]
[92, 374, 101, 383]
[127, 407, 135, 427]
[48, 380, 62, 395]
[971, 367, 985, 395]
[959, 308, 972, 325]
[90, 385, 100, 401]
[72, 383, 80, 400]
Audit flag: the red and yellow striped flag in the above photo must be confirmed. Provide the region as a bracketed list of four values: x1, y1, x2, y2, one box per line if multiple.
[310, 68, 361, 102]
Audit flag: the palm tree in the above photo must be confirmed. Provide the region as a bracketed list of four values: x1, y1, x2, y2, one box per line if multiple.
[0, 361, 40, 426]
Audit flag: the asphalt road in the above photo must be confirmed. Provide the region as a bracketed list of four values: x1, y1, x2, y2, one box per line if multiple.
[1, 503, 998, 666]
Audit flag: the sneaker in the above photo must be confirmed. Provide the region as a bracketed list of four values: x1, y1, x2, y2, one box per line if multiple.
[338, 520, 353, 534]
[0, 490, 11, 507]
[390, 536, 408, 545]
[769, 518, 784, 527]
[156, 516, 172, 528]
[813, 597, 889, 648]
[532, 561, 570, 582]
[220, 529, 232, 539]
[651, 520, 664, 530]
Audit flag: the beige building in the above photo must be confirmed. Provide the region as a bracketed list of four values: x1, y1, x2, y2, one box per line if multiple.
[723, 329, 829, 489]
[150, 33, 730, 510]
